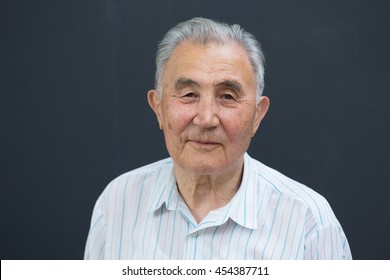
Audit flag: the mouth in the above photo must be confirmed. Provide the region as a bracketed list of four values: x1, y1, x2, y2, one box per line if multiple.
[188, 139, 220, 149]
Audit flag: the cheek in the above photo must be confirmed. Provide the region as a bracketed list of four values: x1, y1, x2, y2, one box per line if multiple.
[163, 106, 194, 157]
[164, 105, 194, 133]
[222, 113, 255, 143]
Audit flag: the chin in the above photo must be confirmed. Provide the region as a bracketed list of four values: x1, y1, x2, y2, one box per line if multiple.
[179, 157, 229, 175]
[170, 147, 236, 175]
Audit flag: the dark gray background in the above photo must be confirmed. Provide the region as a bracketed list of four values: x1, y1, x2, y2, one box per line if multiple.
[1, 0, 389, 259]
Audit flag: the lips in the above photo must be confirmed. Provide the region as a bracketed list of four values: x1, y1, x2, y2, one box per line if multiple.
[191, 139, 219, 145]
[188, 138, 220, 149]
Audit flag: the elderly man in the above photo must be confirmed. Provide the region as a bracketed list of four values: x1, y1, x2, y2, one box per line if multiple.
[84, 18, 351, 259]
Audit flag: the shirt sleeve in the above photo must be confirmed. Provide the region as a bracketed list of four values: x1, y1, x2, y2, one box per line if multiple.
[84, 198, 107, 260]
[304, 224, 352, 260]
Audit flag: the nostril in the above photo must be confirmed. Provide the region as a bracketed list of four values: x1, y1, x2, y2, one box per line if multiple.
[193, 112, 220, 128]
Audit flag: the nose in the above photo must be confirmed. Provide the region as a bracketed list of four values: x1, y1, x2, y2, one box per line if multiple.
[192, 96, 220, 128]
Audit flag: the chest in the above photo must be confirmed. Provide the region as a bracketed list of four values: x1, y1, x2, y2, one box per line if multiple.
[105, 207, 306, 260]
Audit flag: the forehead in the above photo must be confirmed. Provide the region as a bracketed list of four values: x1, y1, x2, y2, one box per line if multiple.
[163, 41, 255, 90]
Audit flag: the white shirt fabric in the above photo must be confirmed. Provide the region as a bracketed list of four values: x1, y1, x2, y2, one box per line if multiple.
[84, 153, 352, 259]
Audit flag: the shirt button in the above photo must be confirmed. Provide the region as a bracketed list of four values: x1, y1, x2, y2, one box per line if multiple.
[191, 231, 198, 237]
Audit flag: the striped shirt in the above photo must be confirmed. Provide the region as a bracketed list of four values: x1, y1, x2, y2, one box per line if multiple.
[84, 153, 352, 259]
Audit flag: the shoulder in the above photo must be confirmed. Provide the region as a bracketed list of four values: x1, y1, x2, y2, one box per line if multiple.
[108, 157, 173, 188]
[97, 158, 173, 210]
[247, 154, 339, 227]
[117, 157, 173, 178]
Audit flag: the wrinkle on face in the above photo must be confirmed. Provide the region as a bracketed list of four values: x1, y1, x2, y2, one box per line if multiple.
[148, 41, 269, 223]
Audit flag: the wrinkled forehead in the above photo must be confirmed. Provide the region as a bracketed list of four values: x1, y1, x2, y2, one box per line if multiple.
[163, 41, 256, 90]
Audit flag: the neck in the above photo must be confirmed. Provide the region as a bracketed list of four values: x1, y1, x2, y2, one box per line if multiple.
[174, 159, 244, 224]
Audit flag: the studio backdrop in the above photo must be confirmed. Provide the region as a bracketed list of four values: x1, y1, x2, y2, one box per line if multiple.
[1, 0, 389, 259]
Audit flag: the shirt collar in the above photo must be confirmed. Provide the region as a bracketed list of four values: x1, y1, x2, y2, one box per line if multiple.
[146, 153, 258, 230]
[146, 160, 178, 213]
[227, 153, 258, 229]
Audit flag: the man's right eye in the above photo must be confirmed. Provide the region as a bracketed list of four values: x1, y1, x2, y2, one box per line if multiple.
[182, 92, 197, 99]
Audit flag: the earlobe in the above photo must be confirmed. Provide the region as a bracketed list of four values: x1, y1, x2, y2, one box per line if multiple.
[252, 96, 270, 136]
[147, 90, 163, 130]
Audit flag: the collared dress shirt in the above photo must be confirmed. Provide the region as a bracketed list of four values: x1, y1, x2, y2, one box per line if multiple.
[84, 153, 352, 259]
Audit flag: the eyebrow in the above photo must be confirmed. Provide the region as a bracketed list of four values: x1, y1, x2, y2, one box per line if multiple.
[173, 78, 244, 95]
[174, 78, 200, 91]
[216, 80, 243, 93]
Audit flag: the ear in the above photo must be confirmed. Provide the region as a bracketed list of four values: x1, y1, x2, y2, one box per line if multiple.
[147, 90, 163, 130]
[251, 96, 270, 136]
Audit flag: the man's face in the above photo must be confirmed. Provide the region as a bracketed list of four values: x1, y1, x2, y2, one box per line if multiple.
[148, 41, 269, 176]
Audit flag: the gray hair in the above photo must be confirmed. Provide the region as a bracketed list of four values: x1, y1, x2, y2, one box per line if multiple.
[155, 17, 265, 102]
